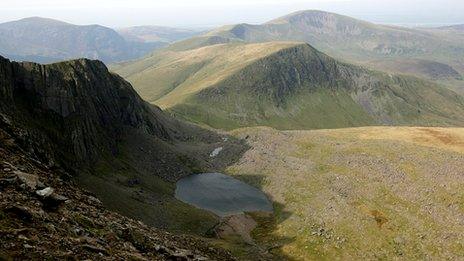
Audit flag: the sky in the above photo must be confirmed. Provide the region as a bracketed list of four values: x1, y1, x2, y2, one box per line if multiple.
[0, 0, 463, 28]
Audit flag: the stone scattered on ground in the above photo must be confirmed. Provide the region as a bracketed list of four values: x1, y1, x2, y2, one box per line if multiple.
[0, 135, 234, 260]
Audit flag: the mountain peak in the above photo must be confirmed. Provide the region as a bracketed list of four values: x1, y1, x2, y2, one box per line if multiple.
[283, 9, 337, 17]
[7, 16, 72, 26]
[266, 9, 369, 26]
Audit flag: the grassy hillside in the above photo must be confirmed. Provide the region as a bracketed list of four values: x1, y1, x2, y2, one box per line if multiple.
[165, 35, 243, 52]
[226, 126, 464, 260]
[114, 41, 464, 130]
[115, 42, 298, 105]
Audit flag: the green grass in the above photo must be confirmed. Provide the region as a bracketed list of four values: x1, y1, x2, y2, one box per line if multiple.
[170, 88, 375, 130]
[166, 35, 243, 52]
[226, 127, 464, 260]
[77, 171, 218, 235]
[115, 41, 300, 108]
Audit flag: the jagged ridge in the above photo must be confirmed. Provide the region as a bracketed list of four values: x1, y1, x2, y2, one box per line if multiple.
[0, 56, 172, 170]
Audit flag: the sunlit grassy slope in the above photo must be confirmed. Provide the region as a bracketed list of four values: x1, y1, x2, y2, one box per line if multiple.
[114, 42, 298, 106]
[227, 126, 464, 260]
[114, 41, 464, 130]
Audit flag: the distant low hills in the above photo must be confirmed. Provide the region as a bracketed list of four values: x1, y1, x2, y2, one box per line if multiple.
[436, 24, 464, 32]
[117, 25, 201, 44]
[114, 41, 464, 130]
[0, 17, 198, 63]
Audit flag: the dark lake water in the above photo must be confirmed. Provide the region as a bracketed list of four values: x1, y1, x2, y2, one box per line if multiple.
[175, 173, 273, 217]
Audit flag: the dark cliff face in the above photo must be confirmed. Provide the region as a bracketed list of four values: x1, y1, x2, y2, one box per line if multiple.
[0, 55, 172, 171]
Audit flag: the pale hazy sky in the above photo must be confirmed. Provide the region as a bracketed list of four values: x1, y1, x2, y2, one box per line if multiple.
[0, 0, 463, 28]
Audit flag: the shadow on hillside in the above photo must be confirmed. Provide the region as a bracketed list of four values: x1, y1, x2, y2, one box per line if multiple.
[232, 174, 296, 261]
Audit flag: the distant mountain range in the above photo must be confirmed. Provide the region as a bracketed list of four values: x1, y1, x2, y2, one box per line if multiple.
[4, 11, 464, 131]
[202, 10, 464, 82]
[0, 17, 199, 63]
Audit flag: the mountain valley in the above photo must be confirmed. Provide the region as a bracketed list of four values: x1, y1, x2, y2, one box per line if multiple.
[2, 6, 464, 261]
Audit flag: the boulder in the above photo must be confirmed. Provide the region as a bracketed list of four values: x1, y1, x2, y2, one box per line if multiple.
[14, 171, 42, 190]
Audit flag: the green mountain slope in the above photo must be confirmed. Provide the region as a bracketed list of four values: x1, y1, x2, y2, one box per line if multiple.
[113, 41, 464, 130]
[115, 42, 298, 105]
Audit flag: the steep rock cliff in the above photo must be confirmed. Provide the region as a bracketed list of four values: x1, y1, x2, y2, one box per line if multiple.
[0, 56, 174, 171]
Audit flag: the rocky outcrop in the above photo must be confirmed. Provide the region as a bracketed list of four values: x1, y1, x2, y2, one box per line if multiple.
[0, 55, 173, 171]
